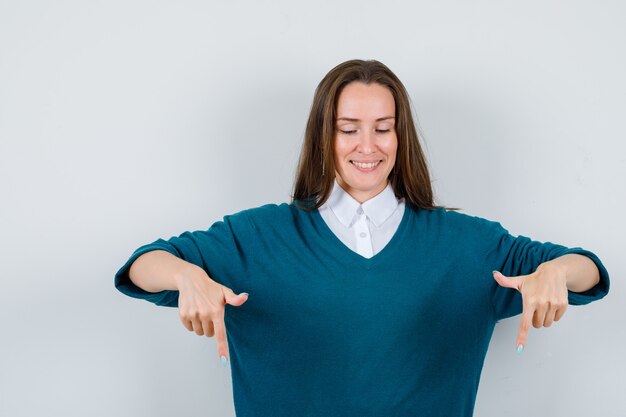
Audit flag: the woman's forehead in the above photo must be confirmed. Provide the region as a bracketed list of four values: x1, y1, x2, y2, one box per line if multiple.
[336, 83, 395, 121]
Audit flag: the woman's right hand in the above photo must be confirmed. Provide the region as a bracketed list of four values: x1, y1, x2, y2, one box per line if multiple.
[174, 265, 249, 364]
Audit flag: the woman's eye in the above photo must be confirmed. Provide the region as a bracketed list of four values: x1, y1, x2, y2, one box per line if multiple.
[338, 128, 390, 134]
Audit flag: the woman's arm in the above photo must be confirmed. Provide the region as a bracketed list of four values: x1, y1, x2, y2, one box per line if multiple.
[493, 253, 602, 352]
[127, 249, 248, 364]
[540, 253, 600, 293]
[128, 249, 202, 292]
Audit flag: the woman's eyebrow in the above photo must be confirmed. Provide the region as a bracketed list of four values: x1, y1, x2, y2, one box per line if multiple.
[336, 116, 395, 122]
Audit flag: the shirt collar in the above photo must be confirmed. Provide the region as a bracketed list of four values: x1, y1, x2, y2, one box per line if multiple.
[323, 178, 399, 228]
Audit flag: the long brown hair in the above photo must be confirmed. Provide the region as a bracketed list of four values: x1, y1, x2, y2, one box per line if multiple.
[291, 59, 458, 212]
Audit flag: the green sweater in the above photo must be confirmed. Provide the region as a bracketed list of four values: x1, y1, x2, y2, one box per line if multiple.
[114, 202, 610, 417]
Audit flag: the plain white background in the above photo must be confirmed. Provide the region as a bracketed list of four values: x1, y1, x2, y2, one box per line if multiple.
[1, 1, 624, 416]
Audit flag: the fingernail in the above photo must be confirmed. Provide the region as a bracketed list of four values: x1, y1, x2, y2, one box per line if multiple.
[492, 270, 500, 275]
[240, 292, 249, 297]
[517, 344, 524, 354]
[221, 355, 228, 367]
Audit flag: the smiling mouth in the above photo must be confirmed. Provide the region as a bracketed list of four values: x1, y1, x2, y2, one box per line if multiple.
[350, 160, 382, 169]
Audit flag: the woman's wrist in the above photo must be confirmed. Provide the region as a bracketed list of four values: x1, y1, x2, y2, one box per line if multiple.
[539, 254, 600, 293]
[173, 262, 207, 290]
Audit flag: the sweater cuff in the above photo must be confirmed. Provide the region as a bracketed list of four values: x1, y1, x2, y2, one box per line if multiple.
[114, 243, 180, 307]
[561, 248, 610, 306]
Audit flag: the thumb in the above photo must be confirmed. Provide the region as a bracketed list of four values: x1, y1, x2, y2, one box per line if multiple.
[221, 285, 249, 306]
[492, 270, 524, 292]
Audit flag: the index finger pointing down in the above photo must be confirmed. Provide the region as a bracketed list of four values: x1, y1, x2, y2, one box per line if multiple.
[516, 303, 533, 353]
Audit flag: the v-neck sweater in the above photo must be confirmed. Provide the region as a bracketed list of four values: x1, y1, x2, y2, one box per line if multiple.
[114, 202, 610, 417]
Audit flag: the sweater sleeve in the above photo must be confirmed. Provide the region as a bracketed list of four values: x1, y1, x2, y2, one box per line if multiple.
[114, 211, 253, 308]
[482, 220, 610, 321]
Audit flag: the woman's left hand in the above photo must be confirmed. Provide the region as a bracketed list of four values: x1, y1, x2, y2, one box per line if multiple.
[492, 264, 569, 353]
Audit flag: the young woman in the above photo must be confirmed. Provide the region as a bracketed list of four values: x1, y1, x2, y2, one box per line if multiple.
[115, 59, 610, 417]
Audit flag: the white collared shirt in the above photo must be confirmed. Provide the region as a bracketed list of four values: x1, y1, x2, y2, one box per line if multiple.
[318, 178, 406, 258]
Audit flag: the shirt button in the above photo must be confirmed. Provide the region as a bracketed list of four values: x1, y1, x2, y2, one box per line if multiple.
[359, 232, 367, 238]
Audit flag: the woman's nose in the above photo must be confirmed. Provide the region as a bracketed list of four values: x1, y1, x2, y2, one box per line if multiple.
[357, 130, 376, 153]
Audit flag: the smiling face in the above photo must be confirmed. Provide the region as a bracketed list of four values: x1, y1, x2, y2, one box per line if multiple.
[333, 81, 398, 204]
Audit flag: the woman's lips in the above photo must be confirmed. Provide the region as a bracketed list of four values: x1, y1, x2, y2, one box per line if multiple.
[349, 160, 382, 172]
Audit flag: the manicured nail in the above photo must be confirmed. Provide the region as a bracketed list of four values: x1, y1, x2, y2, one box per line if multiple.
[240, 292, 249, 297]
[221, 355, 228, 367]
[517, 344, 524, 354]
[492, 270, 499, 275]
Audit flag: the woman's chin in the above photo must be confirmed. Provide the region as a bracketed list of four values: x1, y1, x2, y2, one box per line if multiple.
[345, 179, 387, 194]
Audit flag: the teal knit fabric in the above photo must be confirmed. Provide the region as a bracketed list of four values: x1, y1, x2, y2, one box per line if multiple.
[114, 203, 610, 417]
